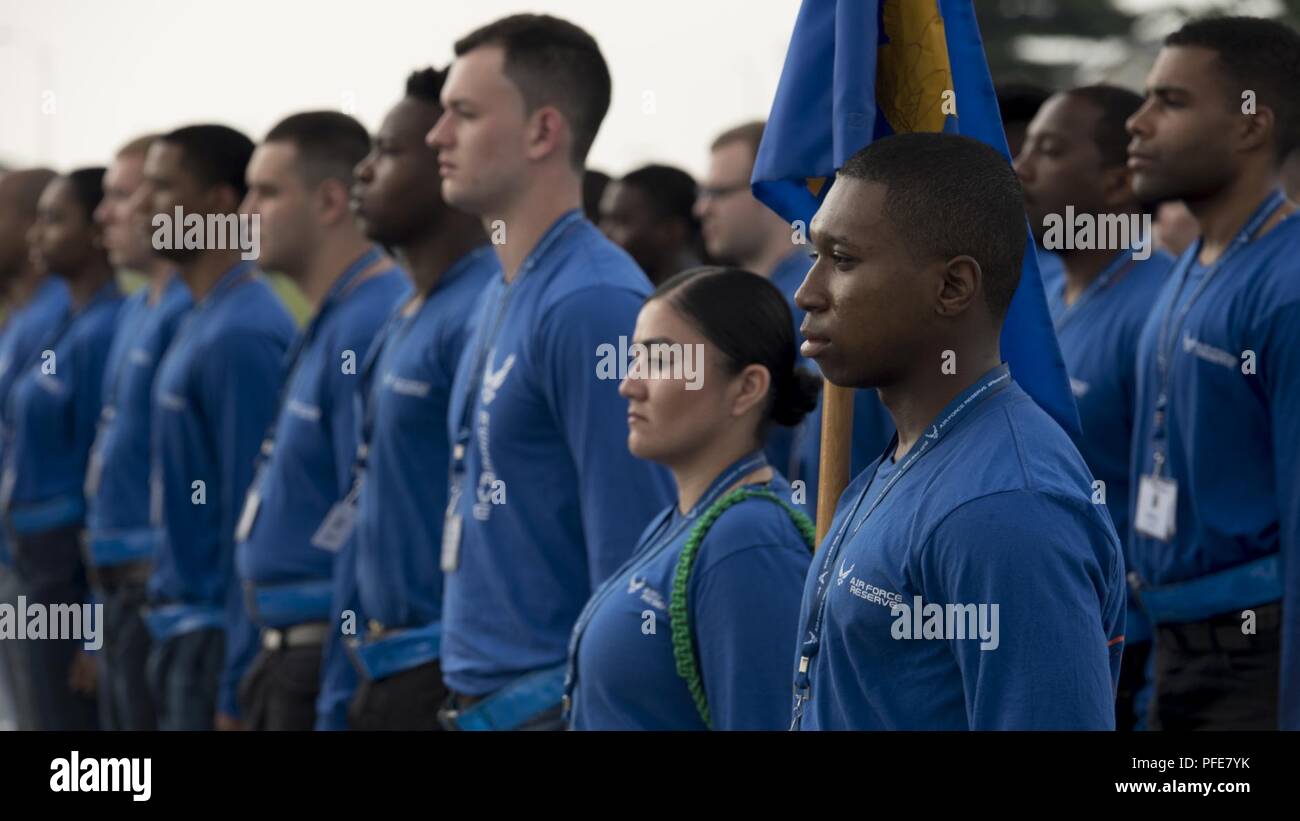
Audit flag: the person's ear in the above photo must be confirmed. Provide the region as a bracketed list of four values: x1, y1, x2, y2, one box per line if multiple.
[208, 183, 242, 216]
[731, 363, 771, 419]
[1237, 103, 1277, 157]
[524, 106, 569, 163]
[316, 178, 352, 226]
[1099, 164, 1136, 212]
[935, 255, 981, 318]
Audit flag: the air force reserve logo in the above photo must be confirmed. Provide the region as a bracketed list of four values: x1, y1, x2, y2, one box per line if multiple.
[481, 350, 515, 406]
[837, 558, 855, 586]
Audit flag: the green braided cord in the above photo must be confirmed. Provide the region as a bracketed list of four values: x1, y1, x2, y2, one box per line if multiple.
[670, 487, 816, 729]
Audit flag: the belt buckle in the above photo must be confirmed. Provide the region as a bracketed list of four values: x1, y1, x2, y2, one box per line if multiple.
[263, 628, 283, 651]
[437, 704, 463, 731]
[437, 691, 481, 731]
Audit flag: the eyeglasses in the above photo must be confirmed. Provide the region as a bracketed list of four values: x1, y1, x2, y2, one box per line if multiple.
[696, 182, 750, 201]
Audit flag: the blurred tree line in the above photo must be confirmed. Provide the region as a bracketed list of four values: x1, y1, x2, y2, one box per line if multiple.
[979, 0, 1300, 90]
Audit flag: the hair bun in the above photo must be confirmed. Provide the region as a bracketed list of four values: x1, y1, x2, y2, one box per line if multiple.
[771, 366, 821, 427]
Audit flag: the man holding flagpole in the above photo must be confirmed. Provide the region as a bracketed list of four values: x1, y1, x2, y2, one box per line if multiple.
[749, 0, 1121, 729]
[790, 132, 1125, 730]
[752, 0, 1081, 536]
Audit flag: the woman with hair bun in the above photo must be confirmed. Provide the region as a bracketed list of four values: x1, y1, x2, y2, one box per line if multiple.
[565, 266, 819, 730]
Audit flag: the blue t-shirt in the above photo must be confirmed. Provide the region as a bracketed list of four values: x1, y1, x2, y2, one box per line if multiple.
[3, 281, 122, 520]
[0, 277, 69, 562]
[149, 263, 294, 718]
[441, 210, 674, 696]
[354, 245, 496, 629]
[316, 245, 495, 730]
[86, 276, 193, 540]
[568, 461, 811, 730]
[236, 258, 409, 590]
[1048, 248, 1172, 646]
[793, 365, 1125, 730]
[1129, 207, 1300, 728]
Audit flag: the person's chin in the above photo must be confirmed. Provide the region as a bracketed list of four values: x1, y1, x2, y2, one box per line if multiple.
[817, 364, 854, 389]
[440, 179, 473, 211]
[257, 253, 284, 274]
[627, 432, 656, 462]
[817, 355, 872, 390]
[155, 246, 193, 265]
[1131, 171, 1175, 204]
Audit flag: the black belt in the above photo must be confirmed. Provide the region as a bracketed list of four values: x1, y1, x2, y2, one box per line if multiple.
[1156, 601, 1281, 654]
[262, 621, 329, 651]
[88, 559, 152, 591]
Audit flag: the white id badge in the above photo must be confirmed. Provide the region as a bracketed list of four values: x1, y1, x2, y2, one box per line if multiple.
[235, 488, 262, 543]
[441, 511, 463, 572]
[84, 443, 105, 499]
[1135, 474, 1178, 541]
[312, 486, 359, 552]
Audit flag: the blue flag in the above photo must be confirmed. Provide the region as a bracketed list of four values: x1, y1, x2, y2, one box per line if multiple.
[753, 0, 1080, 438]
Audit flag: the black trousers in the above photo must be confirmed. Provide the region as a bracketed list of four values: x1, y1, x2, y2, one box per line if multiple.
[239, 643, 323, 731]
[95, 580, 157, 730]
[349, 659, 447, 731]
[1115, 639, 1151, 731]
[1148, 602, 1281, 730]
[147, 627, 224, 731]
[10, 525, 98, 731]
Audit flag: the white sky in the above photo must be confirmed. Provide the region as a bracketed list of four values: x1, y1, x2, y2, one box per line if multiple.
[0, 0, 803, 178]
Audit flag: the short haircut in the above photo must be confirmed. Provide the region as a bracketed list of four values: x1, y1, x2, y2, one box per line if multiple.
[405, 66, 447, 107]
[264, 111, 371, 187]
[1063, 85, 1145, 168]
[65, 167, 107, 221]
[1166, 15, 1300, 159]
[455, 14, 611, 167]
[4, 168, 57, 218]
[115, 133, 160, 161]
[621, 164, 699, 229]
[839, 132, 1026, 319]
[996, 83, 1053, 126]
[711, 120, 765, 160]
[158, 124, 255, 202]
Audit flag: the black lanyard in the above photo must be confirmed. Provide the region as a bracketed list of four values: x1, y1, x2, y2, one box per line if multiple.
[791, 365, 1013, 728]
[1147, 190, 1287, 475]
